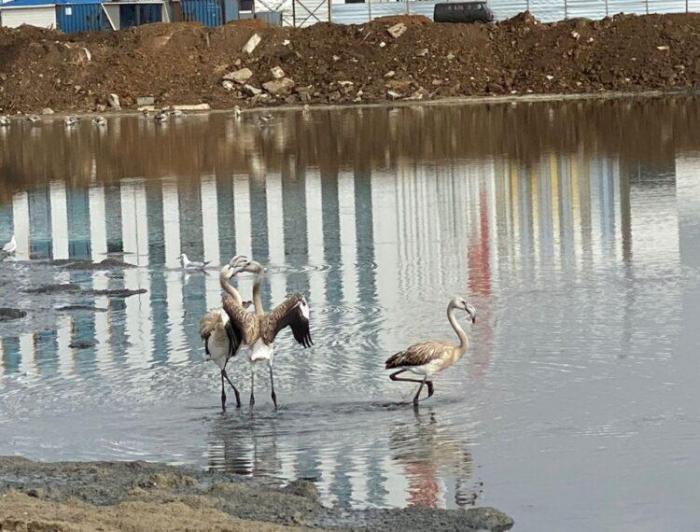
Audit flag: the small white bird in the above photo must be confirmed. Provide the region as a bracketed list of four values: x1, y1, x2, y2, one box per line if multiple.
[93, 116, 106, 127]
[26, 115, 40, 124]
[0, 116, 10, 127]
[257, 112, 273, 127]
[169, 109, 185, 118]
[154, 111, 169, 123]
[179, 253, 209, 271]
[2, 235, 17, 254]
[233, 106, 242, 119]
[64, 116, 79, 127]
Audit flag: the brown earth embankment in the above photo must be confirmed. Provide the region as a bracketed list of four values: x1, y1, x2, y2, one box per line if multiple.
[1, 12, 700, 113]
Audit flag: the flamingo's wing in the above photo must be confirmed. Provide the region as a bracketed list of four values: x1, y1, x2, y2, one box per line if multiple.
[385, 341, 446, 369]
[262, 293, 313, 348]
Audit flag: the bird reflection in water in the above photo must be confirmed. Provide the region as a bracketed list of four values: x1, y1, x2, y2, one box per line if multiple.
[390, 409, 476, 509]
[206, 414, 282, 478]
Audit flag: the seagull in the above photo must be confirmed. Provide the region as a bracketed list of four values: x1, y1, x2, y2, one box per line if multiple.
[154, 111, 169, 123]
[93, 116, 107, 127]
[26, 115, 41, 124]
[233, 105, 242, 119]
[179, 253, 209, 271]
[169, 109, 185, 118]
[64, 116, 79, 127]
[0, 116, 10, 127]
[2, 235, 17, 255]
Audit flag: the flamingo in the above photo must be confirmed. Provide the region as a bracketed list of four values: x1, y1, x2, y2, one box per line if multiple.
[222, 258, 312, 409]
[199, 256, 252, 410]
[386, 296, 476, 406]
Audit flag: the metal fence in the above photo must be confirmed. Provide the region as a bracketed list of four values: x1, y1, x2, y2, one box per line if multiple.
[281, 0, 700, 26]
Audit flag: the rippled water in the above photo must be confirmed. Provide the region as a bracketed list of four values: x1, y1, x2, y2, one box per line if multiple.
[2, 98, 700, 530]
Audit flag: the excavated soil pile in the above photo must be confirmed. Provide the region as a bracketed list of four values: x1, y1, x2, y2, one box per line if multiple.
[1, 12, 700, 112]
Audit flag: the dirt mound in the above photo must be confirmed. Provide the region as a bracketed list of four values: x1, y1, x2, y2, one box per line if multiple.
[1, 13, 700, 113]
[373, 14, 433, 26]
[225, 18, 271, 29]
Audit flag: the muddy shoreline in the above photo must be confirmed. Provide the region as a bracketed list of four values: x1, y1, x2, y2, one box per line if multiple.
[0, 87, 692, 121]
[0, 457, 513, 531]
[2, 13, 700, 114]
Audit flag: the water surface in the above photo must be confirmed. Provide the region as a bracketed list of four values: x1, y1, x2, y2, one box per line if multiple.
[2, 98, 700, 530]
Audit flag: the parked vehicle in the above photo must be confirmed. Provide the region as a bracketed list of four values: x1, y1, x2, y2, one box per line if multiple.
[433, 1, 494, 23]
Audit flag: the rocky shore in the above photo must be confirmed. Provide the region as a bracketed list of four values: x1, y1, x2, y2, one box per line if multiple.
[1, 13, 700, 114]
[0, 457, 514, 531]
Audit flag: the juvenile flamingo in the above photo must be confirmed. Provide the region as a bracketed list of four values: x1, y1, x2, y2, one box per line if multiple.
[386, 296, 476, 406]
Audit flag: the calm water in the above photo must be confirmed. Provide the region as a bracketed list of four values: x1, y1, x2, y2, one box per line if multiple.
[2, 98, 700, 530]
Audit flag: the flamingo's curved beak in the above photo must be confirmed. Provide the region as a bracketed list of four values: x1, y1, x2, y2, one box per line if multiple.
[466, 304, 477, 324]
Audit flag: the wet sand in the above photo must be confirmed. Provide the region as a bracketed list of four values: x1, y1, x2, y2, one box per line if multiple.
[0, 457, 513, 531]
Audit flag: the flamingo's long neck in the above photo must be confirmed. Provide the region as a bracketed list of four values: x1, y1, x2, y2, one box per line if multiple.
[252, 271, 265, 316]
[447, 304, 469, 354]
[220, 270, 242, 305]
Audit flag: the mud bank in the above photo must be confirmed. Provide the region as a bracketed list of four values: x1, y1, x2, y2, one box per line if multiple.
[0, 457, 514, 531]
[2, 12, 700, 113]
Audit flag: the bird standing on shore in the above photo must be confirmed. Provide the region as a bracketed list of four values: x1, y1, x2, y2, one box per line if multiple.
[222, 258, 313, 409]
[0, 116, 10, 127]
[64, 116, 79, 127]
[93, 116, 107, 127]
[385, 296, 476, 406]
[154, 111, 169, 123]
[257, 113, 273, 128]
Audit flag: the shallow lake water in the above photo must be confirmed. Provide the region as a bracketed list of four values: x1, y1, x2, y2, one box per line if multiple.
[2, 98, 700, 530]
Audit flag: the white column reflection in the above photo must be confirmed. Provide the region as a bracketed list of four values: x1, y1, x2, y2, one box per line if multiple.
[12, 192, 30, 260]
[338, 171, 358, 306]
[93, 273, 112, 374]
[162, 179, 182, 269]
[304, 170, 325, 308]
[162, 180, 187, 365]
[266, 172, 287, 305]
[233, 174, 254, 299]
[18, 333, 36, 379]
[201, 175, 222, 311]
[88, 184, 107, 262]
[56, 315, 74, 379]
[121, 179, 153, 372]
[49, 181, 69, 260]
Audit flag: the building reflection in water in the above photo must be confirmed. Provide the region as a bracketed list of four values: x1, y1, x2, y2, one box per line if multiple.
[0, 103, 686, 509]
[389, 409, 474, 509]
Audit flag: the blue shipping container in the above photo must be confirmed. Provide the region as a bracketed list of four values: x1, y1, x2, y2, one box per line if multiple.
[120, 3, 162, 28]
[223, 0, 238, 22]
[181, 0, 221, 26]
[139, 3, 162, 23]
[56, 3, 110, 33]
